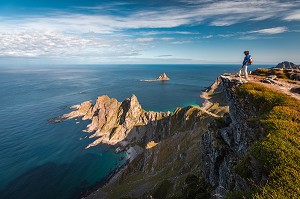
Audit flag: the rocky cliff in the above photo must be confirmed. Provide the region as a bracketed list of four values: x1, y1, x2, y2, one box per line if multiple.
[52, 92, 221, 198]
[85, 105, 216, 199]
[201, 75, 300, 198]
[53, 73, 300, 198]
[52, 94, 171, 152]
[201, 75, 257, 198]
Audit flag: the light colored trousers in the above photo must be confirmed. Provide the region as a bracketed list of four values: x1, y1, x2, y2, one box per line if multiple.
[239, 65, 248, 78]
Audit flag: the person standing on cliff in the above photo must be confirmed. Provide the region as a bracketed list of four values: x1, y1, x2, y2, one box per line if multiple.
[238, 51, 252, 79]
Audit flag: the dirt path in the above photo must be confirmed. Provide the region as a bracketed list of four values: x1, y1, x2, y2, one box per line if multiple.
[247, 75, 300, 101]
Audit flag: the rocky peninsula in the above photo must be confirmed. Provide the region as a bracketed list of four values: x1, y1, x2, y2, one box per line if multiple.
[52, 67, 300, 199]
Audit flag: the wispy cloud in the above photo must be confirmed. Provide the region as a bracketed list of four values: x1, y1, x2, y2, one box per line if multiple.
[250, 27, 288, 35]
[0, 0, 297, 34]
[0, 31, 141, 58]
[134, 31, 200, 36]
[160, 37, 175, 41]
[171, 41, 191, 45]
[0, 0, 299, 62]
[284, 10, 300, 20]
[156, 55, 173, 57]
[136, 37, 155, 42]
[202, 35, 213, 39]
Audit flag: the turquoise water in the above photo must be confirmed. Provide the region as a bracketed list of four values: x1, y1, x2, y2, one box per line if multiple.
[0, 64, 243, 199]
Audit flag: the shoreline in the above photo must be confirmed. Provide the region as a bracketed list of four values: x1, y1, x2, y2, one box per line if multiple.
[76, 159, 130, 199]
[77, 146, 142, 199]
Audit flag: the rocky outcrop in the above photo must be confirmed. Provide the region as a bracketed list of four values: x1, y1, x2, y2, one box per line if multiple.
[140, 72, 170, 82]
[274, 61, 299, 69]
[52, 95, 171, 149]
[200, 75, 264, 198]
[252, 66, 300, 81]
[49, 100, 93, 123]
[156, 73, 170, 81]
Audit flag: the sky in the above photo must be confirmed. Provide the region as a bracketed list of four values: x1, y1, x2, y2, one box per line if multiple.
[0, 0, 300, 65]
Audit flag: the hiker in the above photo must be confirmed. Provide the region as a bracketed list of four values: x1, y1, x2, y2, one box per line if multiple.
[239, 51, 252, 79]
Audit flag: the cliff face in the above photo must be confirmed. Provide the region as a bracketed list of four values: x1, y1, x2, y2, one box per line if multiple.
[86, 105, 216, 199]
[201, 76, 260, 198]
[201, 75, 300, 198]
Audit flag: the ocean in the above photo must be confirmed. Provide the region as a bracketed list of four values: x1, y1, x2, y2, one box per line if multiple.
[0, 64, 246, 199]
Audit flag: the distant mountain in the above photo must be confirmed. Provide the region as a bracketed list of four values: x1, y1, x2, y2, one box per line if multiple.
[274, 61, 299, 69]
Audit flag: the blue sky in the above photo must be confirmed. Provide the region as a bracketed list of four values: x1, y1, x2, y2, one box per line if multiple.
[1, 0, 300, 64]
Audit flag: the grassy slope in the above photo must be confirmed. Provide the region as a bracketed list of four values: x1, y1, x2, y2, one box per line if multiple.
[233, 82, 300, 198]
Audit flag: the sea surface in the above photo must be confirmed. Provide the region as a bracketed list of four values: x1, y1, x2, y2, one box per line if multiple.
[0, 64, 258, 199]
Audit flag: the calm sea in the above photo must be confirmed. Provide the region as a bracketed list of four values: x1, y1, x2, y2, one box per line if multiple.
[0, 64, 254, 199]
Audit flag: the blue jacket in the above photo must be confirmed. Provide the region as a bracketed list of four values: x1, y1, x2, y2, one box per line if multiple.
[243, 54, 251, 66]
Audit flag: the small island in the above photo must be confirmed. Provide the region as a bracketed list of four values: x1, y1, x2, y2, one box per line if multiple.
[156, 72, 170, 81]
[140, 72, 170, 82]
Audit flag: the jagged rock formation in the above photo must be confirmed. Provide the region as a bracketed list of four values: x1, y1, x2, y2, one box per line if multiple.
[156, 73, 170, 81]
[140, 73, 170, 82]
[52, 95, 171, 150]
[274, 61, 299, 69]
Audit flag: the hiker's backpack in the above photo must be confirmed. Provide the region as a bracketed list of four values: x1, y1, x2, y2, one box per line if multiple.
[249, 56, 253, 65]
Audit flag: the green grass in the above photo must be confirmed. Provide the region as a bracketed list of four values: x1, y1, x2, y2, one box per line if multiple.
[234, 82, 300, 198]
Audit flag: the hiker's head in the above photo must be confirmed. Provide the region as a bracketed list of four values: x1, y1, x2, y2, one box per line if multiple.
[244, 51, 249, 55]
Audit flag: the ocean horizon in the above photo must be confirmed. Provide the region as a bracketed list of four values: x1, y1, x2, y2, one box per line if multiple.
[0, 64, 272, 199]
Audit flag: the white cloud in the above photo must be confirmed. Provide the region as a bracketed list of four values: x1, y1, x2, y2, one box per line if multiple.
[250, 27, 288, 34]
[135, 37, 174, 42]
[0, 0, 297, 35]
[134, 31, 200, 36]
[0, 31, 141, 58]
[136, 37, 155, 42]
[171, 41, 191, 45]
[0, 0, 298, 60]
[160, 37, 174, 41]
[285, 10, 300, 20]
[202, 35, 213, 39]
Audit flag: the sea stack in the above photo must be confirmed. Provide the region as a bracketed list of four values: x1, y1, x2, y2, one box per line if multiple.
[156, 73, 170, 81]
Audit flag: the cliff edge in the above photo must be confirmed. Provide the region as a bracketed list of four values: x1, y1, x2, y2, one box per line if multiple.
[201, 74, 300, 198]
